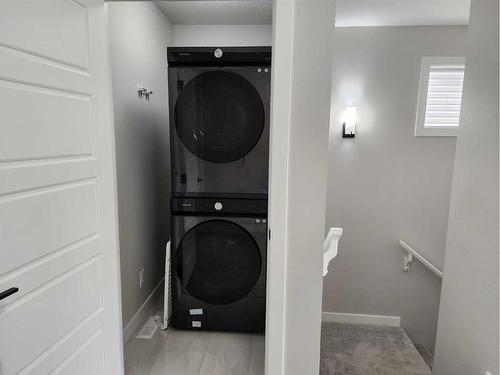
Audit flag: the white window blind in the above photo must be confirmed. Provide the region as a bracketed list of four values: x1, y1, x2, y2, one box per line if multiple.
[424, 65, 465, 128]
[415, 57, 466, 137]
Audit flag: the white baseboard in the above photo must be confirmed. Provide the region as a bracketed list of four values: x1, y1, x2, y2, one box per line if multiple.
[322, 312, 401, 327]
[123, 278, 164, 344]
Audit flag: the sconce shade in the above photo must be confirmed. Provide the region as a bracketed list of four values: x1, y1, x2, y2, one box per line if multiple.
[343, 106, 356, 138]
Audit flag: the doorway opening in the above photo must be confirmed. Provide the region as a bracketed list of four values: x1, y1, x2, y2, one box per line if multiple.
[107, 2, 272, 374]
[320, 1, 471, 374]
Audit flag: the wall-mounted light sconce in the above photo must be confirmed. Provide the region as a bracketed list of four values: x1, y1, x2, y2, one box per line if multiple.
[342, 106, 356, 138]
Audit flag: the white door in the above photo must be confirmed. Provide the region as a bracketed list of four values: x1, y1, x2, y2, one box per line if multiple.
[0, 1, 123, 374]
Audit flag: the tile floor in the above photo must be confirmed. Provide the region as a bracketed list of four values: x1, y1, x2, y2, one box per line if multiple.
[124, 309, 264, 375]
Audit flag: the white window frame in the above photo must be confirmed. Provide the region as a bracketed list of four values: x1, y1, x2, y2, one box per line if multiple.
[415, 56, 466, 137]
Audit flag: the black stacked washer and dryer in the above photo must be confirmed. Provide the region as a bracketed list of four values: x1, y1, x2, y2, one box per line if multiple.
[167, 46, 271, 333]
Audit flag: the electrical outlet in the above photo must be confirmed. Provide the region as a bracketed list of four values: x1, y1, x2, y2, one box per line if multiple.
[139, 268, 144, 288]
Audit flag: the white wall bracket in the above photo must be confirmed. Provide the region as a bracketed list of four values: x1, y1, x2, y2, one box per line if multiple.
[403, 253, 413, 272]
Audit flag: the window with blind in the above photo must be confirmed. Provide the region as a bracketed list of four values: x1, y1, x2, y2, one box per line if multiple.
[415, 57, 466, 136]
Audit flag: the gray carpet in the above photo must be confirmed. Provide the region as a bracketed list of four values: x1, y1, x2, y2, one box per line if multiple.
[414, 344, 434, 370]
[320, 323, 432, 375]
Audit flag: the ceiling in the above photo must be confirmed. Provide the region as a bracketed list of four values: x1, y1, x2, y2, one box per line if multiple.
[155, 0, 471, 27]
[336, 0, 471, 27]
[154, 1, 273, 25]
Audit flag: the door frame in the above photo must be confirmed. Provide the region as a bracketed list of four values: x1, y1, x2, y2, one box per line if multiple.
[265, 1, 335, 374]
[91, 1, 125, 372]
[264, 1, 293, 374]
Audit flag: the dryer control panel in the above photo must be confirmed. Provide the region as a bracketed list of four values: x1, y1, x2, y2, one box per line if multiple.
[171, 197, 267, 215]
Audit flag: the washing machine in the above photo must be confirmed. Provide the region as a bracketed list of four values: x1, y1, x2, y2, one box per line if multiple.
[170, 197, 267, 332]
[167, 46, 271, 199]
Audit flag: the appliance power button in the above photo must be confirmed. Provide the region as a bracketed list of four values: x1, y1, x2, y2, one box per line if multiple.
[214, 202, 223, 211]
[214, 48, 223, 58]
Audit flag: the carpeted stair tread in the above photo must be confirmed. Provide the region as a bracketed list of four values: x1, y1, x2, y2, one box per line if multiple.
[320, 322, 432, 375]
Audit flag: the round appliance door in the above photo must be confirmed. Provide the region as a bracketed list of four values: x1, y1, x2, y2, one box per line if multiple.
[174, 71, 265, 163]
[176, 220, 262, 305]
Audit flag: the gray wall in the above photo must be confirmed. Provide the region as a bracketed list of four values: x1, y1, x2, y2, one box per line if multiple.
[173, 25, 272, 46]
[433, 0, 499, 373]
[108, 2, 173, 329]
[323, 26, 467, 352]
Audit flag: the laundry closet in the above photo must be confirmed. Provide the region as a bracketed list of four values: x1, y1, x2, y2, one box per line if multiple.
[107, 2, 273, 374]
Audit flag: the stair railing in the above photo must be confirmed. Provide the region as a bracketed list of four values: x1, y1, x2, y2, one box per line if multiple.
[399, 240, 443, 279]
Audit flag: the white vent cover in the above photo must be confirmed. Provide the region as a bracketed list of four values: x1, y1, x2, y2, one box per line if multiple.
[136, 316, 159, 339]
[415, 57, 465, 136]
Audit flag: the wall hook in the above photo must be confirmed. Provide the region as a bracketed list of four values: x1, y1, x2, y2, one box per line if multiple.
[137, 88, 153, 100]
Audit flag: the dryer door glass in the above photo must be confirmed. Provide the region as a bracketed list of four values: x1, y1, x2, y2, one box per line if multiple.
[175, 71, 265, 163]
[177, 220, 262, 305]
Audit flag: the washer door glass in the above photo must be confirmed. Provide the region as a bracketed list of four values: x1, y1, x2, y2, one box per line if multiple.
[177, 220, 262, 305]
[175, 71, 265, 163]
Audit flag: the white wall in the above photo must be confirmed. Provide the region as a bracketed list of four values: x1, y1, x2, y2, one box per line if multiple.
[323, 26, 467, 352]
[433, 0, 499, 373]
[267, 1, 335, 374]
[107, 2, 173, 333]
[173, 24, 272, 46]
